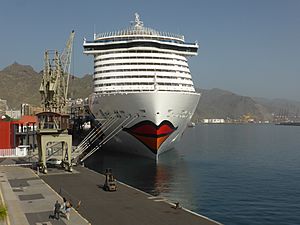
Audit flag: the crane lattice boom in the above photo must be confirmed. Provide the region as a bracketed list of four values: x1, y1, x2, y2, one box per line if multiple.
[39, 31, 75, 114]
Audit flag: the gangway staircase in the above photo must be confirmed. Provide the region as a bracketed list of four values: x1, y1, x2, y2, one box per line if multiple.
[71, 113, 139, 164]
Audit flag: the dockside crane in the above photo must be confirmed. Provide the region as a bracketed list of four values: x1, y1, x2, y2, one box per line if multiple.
[37, 31, 75, 173]
[39, 30, 75, 113]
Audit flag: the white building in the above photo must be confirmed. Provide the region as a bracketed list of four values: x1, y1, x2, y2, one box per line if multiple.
[6, 110, 21, 119]
[203, 118, 225, 124]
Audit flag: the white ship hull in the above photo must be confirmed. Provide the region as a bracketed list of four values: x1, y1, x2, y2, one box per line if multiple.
[90, 91, 200, 159]
[84, 14, 200, 159]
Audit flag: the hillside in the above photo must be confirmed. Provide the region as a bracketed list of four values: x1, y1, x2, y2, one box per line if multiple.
[0, 63, 42, 109]
[0, 63, 93, 109]
[192, 88, 272, 121]
[68, 74, 93, 99]
[253, 97, 300, 118]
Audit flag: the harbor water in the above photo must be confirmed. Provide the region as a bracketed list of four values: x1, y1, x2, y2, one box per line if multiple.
[86, 124, 300, 225]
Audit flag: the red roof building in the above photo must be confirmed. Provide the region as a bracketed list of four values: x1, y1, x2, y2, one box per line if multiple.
[0, 115, 37, 149]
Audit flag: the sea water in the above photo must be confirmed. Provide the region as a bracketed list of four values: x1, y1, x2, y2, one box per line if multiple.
[86, 124, 300, 225]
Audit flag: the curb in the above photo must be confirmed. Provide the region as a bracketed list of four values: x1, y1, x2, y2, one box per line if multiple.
[0, 173, 11, 225]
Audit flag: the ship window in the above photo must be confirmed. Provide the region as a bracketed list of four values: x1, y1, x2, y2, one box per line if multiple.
[94, 62, 189, 69]
[95, 56, 187, 63]
[93, 49, 187, 56]
[94, 89, 195, 94]
[93, 75, 192, 81]
[94, 69, 190, 75]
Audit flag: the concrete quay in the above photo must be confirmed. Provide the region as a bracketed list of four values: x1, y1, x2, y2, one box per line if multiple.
[41, 165, 222, 225]
[0, 166, 90, 225]
[0, 162, 221, 225]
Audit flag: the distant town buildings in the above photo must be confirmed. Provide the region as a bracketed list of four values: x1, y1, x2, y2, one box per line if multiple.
[0, 98, 8, 115]
[21, 103, 43, 116]
[5, 110, 21, 119]
[67, 98, 85, 106]
[201, 115, 271, 124]
[203, 119, 225, 124]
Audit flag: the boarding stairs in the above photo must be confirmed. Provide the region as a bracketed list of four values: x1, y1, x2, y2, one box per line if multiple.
[71, 113, 139, 164]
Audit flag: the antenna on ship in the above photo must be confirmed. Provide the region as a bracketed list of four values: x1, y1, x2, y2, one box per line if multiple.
[93, 24, 96, 40]
[134, 12, 143, 28]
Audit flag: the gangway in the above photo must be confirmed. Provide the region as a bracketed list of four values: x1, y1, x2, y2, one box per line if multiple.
[72, 113, 139, 164]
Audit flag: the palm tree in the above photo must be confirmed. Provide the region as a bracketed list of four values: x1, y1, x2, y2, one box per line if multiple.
[0, 204, 7, 221]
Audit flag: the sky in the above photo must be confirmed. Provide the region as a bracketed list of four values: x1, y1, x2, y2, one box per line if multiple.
[0, 0, 299, 100]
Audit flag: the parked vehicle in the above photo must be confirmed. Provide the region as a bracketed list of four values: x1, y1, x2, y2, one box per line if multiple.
[103, 168, 117, 191]
[46, 158, 62, 167]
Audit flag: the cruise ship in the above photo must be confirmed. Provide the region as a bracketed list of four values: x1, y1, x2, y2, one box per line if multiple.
[83, 14, 200, 159]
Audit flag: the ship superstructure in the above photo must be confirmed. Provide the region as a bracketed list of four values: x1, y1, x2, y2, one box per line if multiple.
[83, 13, 200, 159]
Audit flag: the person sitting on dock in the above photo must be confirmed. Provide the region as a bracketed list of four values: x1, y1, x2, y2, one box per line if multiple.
[76, 200, 81, 210]
[65, 201, 72, 220]
[60, 197, 67, 214]
[173, 202, 181, 209]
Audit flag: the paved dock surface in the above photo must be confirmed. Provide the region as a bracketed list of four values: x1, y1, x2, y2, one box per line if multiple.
[42, 166, 221, 225]
[0, 166, 90, 225]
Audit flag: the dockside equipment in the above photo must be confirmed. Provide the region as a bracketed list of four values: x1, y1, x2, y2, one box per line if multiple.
[37, 31, 75, 173]
[103, 168, 117, 191]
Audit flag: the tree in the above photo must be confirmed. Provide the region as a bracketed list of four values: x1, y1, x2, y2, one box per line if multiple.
[0, 204, 7, 221]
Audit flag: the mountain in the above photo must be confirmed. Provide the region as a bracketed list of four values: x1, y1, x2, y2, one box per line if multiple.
[253, 97, 300, 118]
[2, 62, 38, 77]
[0, 63, 42, 109]
[68, 74, 93, 99]
[0, 63, 93, 109]
[193, 88, 272, 121]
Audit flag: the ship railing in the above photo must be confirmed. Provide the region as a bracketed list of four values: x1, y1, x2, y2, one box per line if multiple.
[95, 29, 184, 41]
